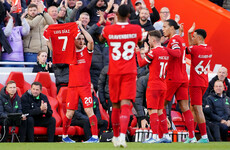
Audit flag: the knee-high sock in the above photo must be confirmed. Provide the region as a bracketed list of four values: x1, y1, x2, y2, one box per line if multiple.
[150, 113, 159, 135]
[120, 105, 130, 135]
[112, 108, 120, 137]
[89, 115, 98, 136]
[159, 114, 168, 134]
[183, 110, 195, 138]
[63, 116, 71, 135]
[198, 123, 207, 136]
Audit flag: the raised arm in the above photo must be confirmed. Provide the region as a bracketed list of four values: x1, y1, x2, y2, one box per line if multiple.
[188, 22, 195, 46]
[76, 21, 94, 51]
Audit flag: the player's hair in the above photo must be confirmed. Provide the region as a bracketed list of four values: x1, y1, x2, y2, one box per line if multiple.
[31, 82, 42, 90]
[148, 30, 162, 41]
[118, 4, 131, 18]
[195, 29, 207, 39]
[80, 12, 90, 18]
[6, 80, 16, 87]
[28, 3, 38, 9]
[165, 19, 180, 30]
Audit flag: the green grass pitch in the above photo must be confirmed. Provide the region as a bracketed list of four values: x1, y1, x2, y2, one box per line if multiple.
[1, 142, 230, 150]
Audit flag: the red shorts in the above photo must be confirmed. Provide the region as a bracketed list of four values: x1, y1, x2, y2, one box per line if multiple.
[109, 74, 136, 103]
[146, 89, 166, 109]
[66, 85, 93, 110]
[189, 86, 207, 106]
[166, 82, 189, 101]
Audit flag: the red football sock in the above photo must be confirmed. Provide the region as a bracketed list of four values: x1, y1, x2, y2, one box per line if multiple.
[158, 122, 163, 138]
[198, 123, 207, 136]
[89, 115, 98, 136]
[150, 113, 159, 134]
[112, 108, 120, 137]
[159, 114, 168, 134]
[183, 110, 195, 138]
[63, 116, 71, 135]
[194, 122, 197, 130]
[120, 104, 130, 135]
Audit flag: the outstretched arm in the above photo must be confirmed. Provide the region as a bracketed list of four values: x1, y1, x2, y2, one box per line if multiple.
[188, 22, 195, 46]
[76, 21, 94, 51]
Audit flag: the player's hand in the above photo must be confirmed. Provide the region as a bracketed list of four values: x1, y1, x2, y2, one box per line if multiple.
[179, 23, 184, 36]
[76, 20, 83, 28]
[98, 10, 105, 24]
[141, 119, 149, 129]
[136, 46, 140, 52]
[75, 0, 83, 9]
[143, 42, 149, 53]
[226, 120, 230, 127]
[188, 22, 195, 34]
[107, 0, 114, 8]
[175, 14, 180, 23]
[44, 25, 49, 30]
[167, 117, 171, 129]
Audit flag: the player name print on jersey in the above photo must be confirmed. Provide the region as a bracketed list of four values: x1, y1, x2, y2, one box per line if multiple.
[43, 22, 80, 64]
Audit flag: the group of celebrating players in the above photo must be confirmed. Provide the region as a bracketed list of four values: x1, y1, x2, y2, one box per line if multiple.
[43, 3, 212, 147]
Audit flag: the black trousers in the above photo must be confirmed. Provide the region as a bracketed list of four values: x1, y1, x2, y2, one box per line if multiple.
[215, 122, 230, 141]
[23, 116, 56, 142]
[71, 119, 108, 140]
[206, 121, 221, 141]
[0, 118, 27, 142]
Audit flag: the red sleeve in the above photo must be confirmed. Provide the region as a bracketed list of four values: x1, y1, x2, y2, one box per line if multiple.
[43, 28, 50, 41]
[165, 47, 181, 58]
[170, 38, 180, 50]
[136, 51, 154, 67]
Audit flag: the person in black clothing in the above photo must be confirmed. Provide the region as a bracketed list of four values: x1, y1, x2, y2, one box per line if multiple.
[32, 51, 53, 73]
[130, 7, 155, 32]
[129, 0, 159, 25]
[0, 80, 27, 142]
[203, 67, 230, 99]
[53, 64, 69, 94]
[133, 74, 149, 128]
[97, 65, 112, 130]
[71, 83, 108, 140]
[21, 82, 56, 142]
[203, 94, 221, 141]
[206, 80, 230, 141]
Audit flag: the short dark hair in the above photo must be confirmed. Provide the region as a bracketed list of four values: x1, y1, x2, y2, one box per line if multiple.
[6, 80, 16, 86]
[148, 30, 162, 40]
[166, 19, 180, 30]
[28, 4, 37, 9]
[118, 4, 131, 18]
[195, 29, 207, 39]
[31, 82, 42, 90]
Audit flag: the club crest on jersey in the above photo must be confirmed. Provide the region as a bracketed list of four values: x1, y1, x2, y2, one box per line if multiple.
[80, 52, 83, 57]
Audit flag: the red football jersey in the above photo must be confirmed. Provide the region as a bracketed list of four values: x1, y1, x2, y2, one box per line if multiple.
[43, 22, 80, 64]
[166, 34, 188, 83]
[187, 44, 212, 87]
[68, 47, 93, 87]
[137, 46, 169, 90]
[102, 22, 142, 75]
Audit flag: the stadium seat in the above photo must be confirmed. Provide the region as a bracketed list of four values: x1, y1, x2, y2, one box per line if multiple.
[5, 72, 30, 94]
[0, 83, 4, 91]
[34, 72, 57, 98]
[56, 87, 81, 135]
[171, 110, 186, 130]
